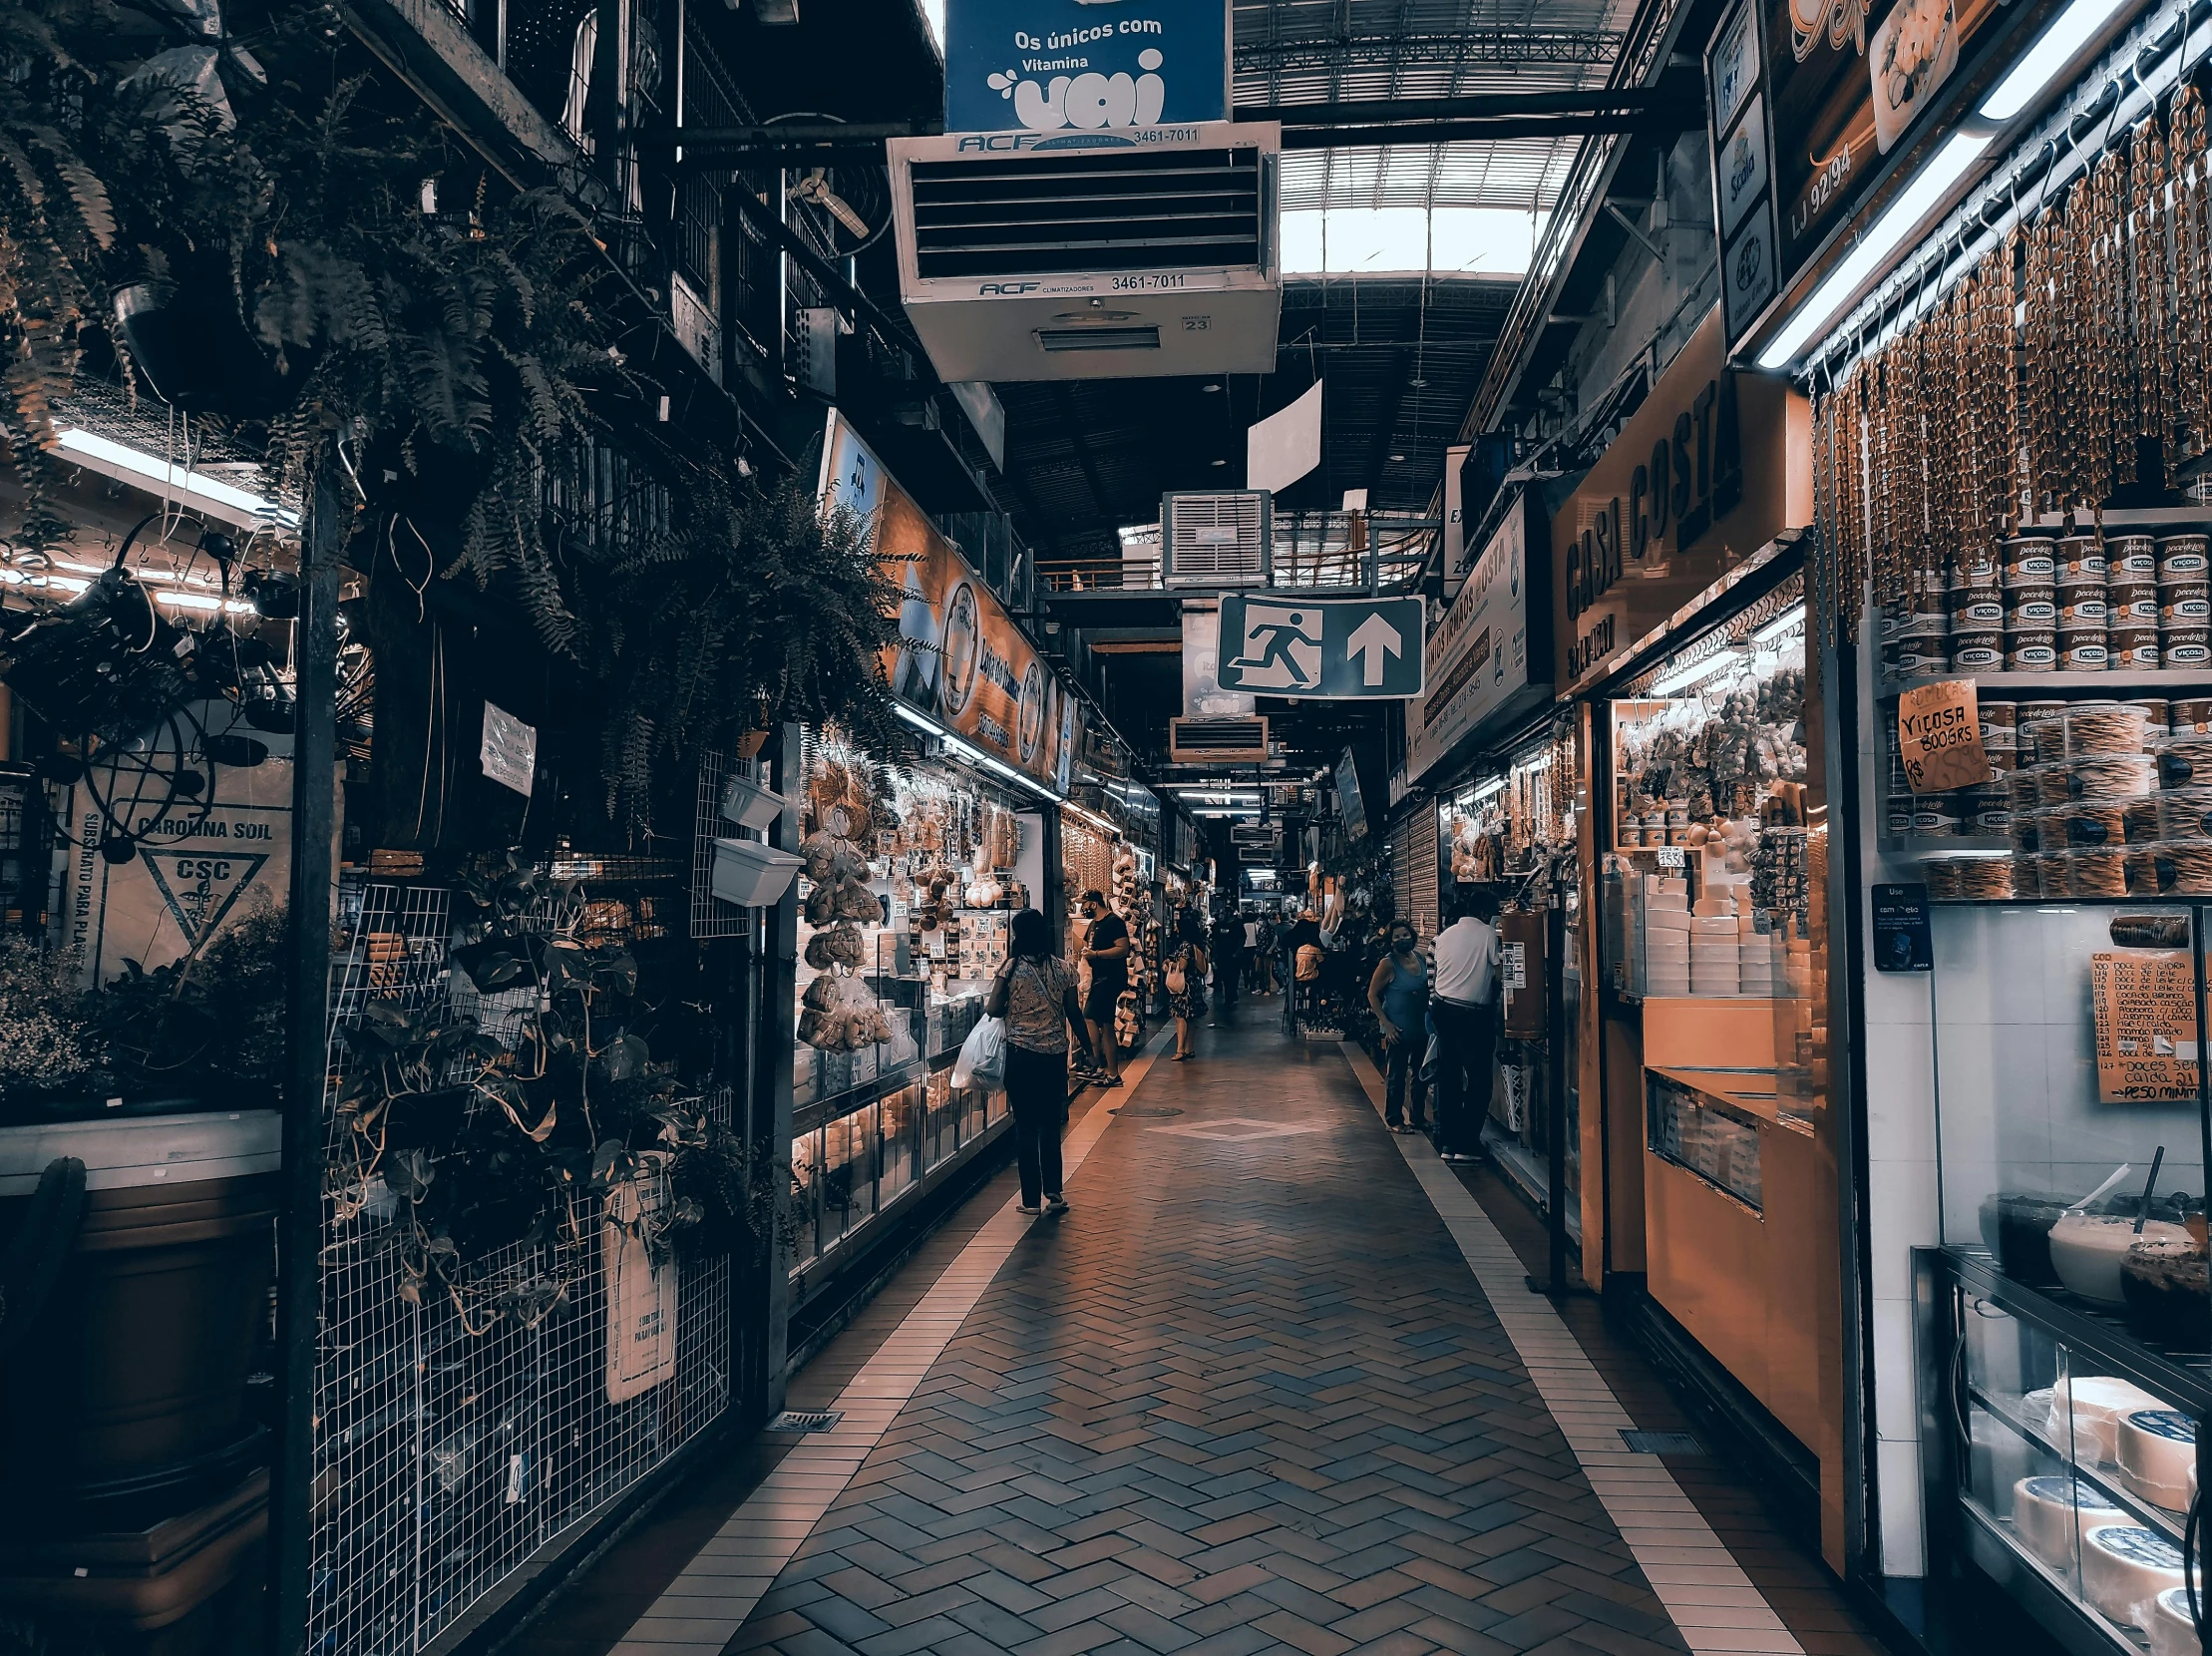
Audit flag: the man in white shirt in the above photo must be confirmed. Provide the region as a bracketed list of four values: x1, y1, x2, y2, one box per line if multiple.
[1429, 892, 1502, 1163]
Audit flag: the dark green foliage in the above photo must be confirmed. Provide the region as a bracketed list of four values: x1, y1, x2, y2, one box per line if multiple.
[1, 1, 902, 829]
[94, 900, 288, 1104]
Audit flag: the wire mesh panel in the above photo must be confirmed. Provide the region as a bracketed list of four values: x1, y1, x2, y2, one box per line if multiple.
[692, 747, 759, 941]
[312, 884, 733, 1656]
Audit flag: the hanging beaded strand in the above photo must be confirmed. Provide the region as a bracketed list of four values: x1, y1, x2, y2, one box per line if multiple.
[2132, 117, 2167, 489]
[2173, 85, 2211, 470]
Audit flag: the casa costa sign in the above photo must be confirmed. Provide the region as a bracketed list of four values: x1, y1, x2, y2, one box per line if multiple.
[1553, 306, 1810, 693]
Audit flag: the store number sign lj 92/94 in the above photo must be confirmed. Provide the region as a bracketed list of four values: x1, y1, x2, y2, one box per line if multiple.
[943, 0, 1230, 134]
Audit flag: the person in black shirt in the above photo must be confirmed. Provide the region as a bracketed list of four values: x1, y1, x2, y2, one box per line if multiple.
[1078, 891, 1129, 1086]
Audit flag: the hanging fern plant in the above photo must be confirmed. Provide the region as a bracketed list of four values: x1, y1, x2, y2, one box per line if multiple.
[0, 0, 902, 827]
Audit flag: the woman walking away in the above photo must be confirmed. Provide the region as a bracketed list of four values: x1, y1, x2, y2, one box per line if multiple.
[986, 908, 1097, 1215]
[1367, 919, 1430, 1134]
[1166, 911, 1211, 1060]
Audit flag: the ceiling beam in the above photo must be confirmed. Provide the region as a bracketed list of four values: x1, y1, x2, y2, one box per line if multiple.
[1364, 359, 1410, 501]
[1235, 30, 1625, 74]
[1051, 383, 1117, 532]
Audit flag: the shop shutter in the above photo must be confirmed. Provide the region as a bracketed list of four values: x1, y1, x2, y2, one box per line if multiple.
[1393, 813, 1439, 941]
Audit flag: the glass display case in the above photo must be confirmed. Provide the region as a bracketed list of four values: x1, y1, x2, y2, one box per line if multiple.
[1921, 902, 2212, 1656]
[786, 727, 1029, 1301]
[1604, 581, 1811, 1004]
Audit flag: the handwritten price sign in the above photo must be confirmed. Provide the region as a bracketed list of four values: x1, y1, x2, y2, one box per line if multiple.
[1897, 679, 1993, 794]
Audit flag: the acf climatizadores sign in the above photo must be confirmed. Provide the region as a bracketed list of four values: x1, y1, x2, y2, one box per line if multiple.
[943, 0, 1230, 135]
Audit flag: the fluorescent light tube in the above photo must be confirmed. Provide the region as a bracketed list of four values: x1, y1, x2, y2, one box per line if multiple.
[1758, 133, 1991, 370]
[1753, 604, 1807, 644]
[1651, 646, 1747, 696]
[1981, 0, 2129, 120]
[893, 703, 1065, 802]
[56, 428, 300, 526]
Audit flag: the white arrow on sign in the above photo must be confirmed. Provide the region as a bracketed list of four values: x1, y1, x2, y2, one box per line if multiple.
[1345, 613, 1403, 687]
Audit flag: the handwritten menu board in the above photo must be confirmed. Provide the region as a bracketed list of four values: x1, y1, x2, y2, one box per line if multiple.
[2090, 952, 2200, 1103]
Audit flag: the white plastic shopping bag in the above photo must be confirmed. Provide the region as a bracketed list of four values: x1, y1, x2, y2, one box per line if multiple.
[952, 1015, 1007, 1091]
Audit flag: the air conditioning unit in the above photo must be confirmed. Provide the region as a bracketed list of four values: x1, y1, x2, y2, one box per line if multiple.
[888, 123, 1281, 383]
[1237, 845, 1278, 864]
[1163, 492, 1270, 588]
[1230, 822, 1279, 847]
[1170, 716, 1269, 764]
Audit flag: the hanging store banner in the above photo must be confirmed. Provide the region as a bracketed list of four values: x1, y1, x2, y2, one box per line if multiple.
[820, 412, 1074, 789]
[1710, 0, 2015, 346]
[1405, 491, 1551, 784]
[1553, 306, 1810, 694]
[943, 0, 1230, 134]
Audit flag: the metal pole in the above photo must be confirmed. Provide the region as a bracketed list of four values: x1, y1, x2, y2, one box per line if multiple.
[1544, 873, 1569, 1296]
[266, 455, 343, 1656]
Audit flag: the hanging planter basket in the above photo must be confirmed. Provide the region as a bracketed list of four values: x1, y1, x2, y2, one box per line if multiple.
[720, 771, 789, 831]
[709, 838, 802, 907]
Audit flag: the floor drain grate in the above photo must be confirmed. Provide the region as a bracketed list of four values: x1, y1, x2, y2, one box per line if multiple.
[1620, 1429, 1703, 1455]
[768, 1410, 842, 1434]
[1114, 1107, 1183, 1118]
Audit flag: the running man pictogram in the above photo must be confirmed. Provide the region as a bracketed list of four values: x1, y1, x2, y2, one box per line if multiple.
[1225, 603, 1323, 691]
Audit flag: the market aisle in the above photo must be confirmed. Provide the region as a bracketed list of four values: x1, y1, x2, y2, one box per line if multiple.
[608, 1023, 1827, 1656]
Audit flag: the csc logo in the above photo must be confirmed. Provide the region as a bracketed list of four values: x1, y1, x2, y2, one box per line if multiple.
[978, 281, 1041, 294]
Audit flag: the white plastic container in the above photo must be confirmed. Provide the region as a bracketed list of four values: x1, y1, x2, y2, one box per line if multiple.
[720, 772, 790, 832]
[710, 837, 803, 906]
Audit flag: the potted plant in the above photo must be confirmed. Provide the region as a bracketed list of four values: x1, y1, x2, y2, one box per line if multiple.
[0, 934, 281, 1537]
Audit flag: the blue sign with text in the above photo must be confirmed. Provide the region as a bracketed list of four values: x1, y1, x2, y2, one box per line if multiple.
[943, 0, 1229, 135]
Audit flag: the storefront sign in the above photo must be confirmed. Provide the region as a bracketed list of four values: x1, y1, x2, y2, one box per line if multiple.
[1553, 306, 1809, 694]
[1709, 0, 2011, 346]
[1406, 491, 1549, 783]
[1215, 594, 1425, 698]
[820, 413, 1074, 789]
[1441, 443, 1473, 602]
[1896, 679, 1991, 793]
[943, 0, 1230, 134]
[63, 702, 333, 988]
[2091, 952, 2199, 1102]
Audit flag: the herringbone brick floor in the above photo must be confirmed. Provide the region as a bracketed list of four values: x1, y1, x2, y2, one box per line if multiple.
[727, 1026, 1690, 1656]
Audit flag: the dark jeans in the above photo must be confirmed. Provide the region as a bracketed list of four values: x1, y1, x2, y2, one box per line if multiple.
[1384, 1038, 1427, 1128]
[1432, 999, 1496, 1156]
[1004, 1042, 1068, 1204]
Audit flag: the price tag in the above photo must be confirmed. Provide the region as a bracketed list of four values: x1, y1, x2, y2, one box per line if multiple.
[1657, 845, 1686, 869]
[1897, 679, 1992, 793]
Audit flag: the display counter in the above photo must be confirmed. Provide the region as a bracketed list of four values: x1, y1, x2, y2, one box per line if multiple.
[1641, 1009, 1825, 1451]
[786, 727, 1034, 1309]
[1915, 902, 2211, 1656]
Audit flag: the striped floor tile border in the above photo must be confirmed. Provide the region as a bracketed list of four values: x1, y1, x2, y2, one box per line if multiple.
[1337, 1041, 1806, 1656]
[612, 1029, 1173, 1655]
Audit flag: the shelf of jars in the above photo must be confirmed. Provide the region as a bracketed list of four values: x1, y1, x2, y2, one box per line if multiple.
[1882, 698, 2212, 903]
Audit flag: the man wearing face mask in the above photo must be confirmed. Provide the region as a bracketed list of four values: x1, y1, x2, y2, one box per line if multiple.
[1366, 919, 1430, 1134]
